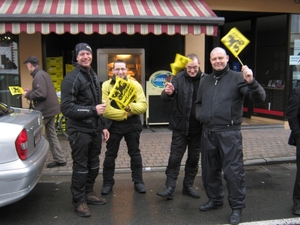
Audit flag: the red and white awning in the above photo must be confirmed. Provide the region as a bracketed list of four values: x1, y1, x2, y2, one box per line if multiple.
[0, 0, 224, 36]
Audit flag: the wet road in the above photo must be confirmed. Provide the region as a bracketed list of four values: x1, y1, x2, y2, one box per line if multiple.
[1, 163, 300, 225]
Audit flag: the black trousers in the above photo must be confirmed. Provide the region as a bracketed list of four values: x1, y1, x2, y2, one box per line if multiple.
[201, 128, 246, 209]
[165, 131, 201, 188]
[103, 131, 143, 186]
[294, 138, 300, 204]
[69, 131, 102, 207]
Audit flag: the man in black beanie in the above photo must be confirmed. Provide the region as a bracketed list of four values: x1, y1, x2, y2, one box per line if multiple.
[60, 43, 110, 217]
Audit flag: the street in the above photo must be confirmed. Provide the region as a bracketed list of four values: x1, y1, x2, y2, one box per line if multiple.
[1, 163, 300, 225]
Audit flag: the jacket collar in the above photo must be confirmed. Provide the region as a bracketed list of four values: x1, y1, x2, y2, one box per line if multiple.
[183, 69, 202, 80]
[31, 66, 41, 77]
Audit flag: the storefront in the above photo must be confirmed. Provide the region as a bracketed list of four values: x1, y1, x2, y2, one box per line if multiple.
[204, 0, 300, 120]
[0, 0, 223, 122]
[1, 0, 300, 124]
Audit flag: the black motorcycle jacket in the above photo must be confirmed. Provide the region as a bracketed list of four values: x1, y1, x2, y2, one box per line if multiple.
[60, 64, 106, 133]
[195, 65, 266, 131]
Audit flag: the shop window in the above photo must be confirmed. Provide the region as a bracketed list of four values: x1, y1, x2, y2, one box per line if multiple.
[291, 14, 300, 33]
[0, 34, 20, 107]
[290, 14, 300, 91]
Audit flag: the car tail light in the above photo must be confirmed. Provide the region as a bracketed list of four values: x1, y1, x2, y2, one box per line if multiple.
[15, 129, 28, 160]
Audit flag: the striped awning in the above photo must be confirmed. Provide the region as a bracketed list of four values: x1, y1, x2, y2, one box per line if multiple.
[0, 0, 224, 36]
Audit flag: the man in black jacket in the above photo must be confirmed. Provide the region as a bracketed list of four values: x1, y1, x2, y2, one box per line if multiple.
[157, 53, 204, 200]
[195, 47, 266, 225]
[286, 86, 300, 216]
[61, 43, 109, 217]
[23, 56, 66, 168]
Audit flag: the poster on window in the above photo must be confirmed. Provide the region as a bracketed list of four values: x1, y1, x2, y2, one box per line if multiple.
[294, 39, 300, 56]
[0, 41, 18, 74]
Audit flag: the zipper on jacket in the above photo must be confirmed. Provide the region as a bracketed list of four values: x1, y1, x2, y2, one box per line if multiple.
[215, 80, 218, 85]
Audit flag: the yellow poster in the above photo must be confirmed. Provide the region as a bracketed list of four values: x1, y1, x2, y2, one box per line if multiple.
[170, 54, 192, 75]
[108, 76, 137, 110]
[9, 86, 24, 95]
[221, 27, 250, 57]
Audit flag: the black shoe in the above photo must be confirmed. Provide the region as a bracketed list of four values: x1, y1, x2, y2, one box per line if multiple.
[199, 200, 223, 211]
[230, 209, 242, 225]
[134, 183, 146, 193]
[47, 161, 67, 168]
[101, 186, 112, 195]
[293, 203, 300, 215]
[182, 186, 200, 198]
[156, 187, 174, 200]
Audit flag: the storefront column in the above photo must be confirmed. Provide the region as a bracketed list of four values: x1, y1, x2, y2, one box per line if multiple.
[185, 34, 205, 71]
[19, 33, 42, 108]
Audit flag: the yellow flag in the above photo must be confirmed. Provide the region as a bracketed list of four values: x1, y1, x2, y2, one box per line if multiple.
[9, 86, 24, 95]
[170, 54, 192, 75]
[221, 27, 250, 57]
[108, 76, 137, 110]
[170, 63, 182, 75]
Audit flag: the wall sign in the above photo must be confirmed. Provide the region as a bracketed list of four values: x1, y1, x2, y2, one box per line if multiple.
[147, 70, 172, 95]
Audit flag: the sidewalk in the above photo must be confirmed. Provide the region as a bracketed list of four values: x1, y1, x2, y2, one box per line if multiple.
[43, 124, 296, 176]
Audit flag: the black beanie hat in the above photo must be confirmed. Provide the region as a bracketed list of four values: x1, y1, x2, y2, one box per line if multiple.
[75, 43, 92, 57]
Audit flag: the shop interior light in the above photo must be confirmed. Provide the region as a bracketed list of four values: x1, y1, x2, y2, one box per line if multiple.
[117, 54, 131, 59]
[0, 34, 15, 43]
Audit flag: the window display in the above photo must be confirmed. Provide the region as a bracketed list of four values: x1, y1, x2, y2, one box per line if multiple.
[0, 34, 20, 107]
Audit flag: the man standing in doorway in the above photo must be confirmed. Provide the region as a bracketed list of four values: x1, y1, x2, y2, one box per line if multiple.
[157, 53, 204, 200]
[101, 59, 147, 195]
[195, 47, 266, 225]
[60, 43, 109, 217]
[23, 56, 67, 169]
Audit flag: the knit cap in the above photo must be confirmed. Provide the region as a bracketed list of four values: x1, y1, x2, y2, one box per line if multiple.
[75, 43, 92, 57]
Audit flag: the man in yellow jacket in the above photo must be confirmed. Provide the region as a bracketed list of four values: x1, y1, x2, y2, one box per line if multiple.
[101, 59, 147, 195]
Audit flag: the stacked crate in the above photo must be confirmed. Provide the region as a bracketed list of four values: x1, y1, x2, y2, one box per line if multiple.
[46, 57, 63, 92]
[65, 63, 75, 74]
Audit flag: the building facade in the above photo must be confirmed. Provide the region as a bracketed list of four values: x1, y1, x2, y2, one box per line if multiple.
[0, 0, 299, 123]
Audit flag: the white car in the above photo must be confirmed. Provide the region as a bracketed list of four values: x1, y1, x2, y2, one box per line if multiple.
[0, 102, 49, 207]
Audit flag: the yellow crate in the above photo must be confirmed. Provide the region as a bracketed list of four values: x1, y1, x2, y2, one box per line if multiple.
[53, 84, 61, 89]
[65, 64, 75, 73]
[47, 66, 63, 74]
[46, 57, 63, 64]
[65, 64, 75, 69]
[50, 74, 63, 80]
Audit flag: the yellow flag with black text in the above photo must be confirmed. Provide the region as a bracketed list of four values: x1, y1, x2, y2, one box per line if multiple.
[9, 86, 24, 95]
[108, 76, 136, 110]
[170, 54, 192, 75]
[221, 27, 250, 57]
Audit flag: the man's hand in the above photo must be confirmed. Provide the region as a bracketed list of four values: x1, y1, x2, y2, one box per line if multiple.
[23, 88, 29, 98]
[165, 82, 174, 96]
[242, 65, 253, 83]
[102, 129, 110, 142]
[96, 103, 107, 115]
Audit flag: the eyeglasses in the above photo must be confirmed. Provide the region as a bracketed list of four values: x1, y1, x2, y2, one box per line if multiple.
[114, 68, 127, 72]
[186, 66, 199, 70]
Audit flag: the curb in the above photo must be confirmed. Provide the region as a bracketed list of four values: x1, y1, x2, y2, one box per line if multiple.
[42, 156, 296, 177]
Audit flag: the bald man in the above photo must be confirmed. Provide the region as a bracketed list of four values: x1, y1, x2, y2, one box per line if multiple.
[195, 47, 266, 225]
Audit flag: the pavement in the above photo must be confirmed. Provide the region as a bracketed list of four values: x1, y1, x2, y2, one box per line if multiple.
[43, 122, 297, 176]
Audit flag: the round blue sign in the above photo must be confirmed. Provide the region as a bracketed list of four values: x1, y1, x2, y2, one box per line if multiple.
[150, 71, 173, 88]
